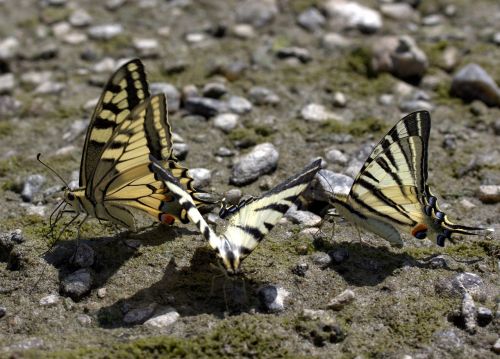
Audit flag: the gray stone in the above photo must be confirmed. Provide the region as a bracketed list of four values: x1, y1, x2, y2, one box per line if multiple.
[105, 0, 126, 11]
[39, 294, 60, 307]
[144, 307, 180, 328]
[0, 229, 22, 255]
[64, 32, 87, 45]
[215, 146, 235, 157]
[34, 81, 65, 95]
[0, 96, 21, 116]
[60, 268, 93, 299]
[285, 206, 322, 227]
[324, 0, 382, 33]
[310, 169, 353, 202]
[327, 289, 355, 310]
[328, 248, 349, 264]
[182, 84, 199, 99]
[493, 338, 500, 354]
[493, 32, 500, 46]
[0, 37, 19, 60]
[188, 168, 211, 188]
[297, 8, 326, 32]
[324, 147, 348, 166]
[435, 272, 486, 300]
[371, 36, 428, 80]
[380, 3, 417, 21]
[258, 285, 288, 312]
[0, 306, 6, 318]
[123, 303, 156, 325]
[433, 330, 463, 353]
[478, 185, 500, 204]
[172, 143, 189, 160]
[88, 24, 123, 40]
[133, 38, 159, 58]
[21, 174, 46, 202]
[321, 33, 352, 51]
[228, 96, 253, 114]
[235, 0, 278, 28]
[150, 83, 180, 113]
[70, 243, 95, 268]
[232, 24, 256, 39]
[0, 73, 15, 94]
[69, 9, 92, 27]
[202, 82, 227, 99]
[248, 86, 280, 106]
[451, 64, 500, 106]
[185, 32, 206, 44]
[422, 14, 443, 26]
[184, 97, 227, 118]
[276, 47, 311, 63]
[462, 292, 476, 334]
[300, 103, 342, 122]
[476, 306, 492, 326]
[77, 314, 92, 326]
[92, 57, 116, 73]
[223, 189, 243, 207]
[399, 100, 434, 113]
[213, 113, 239, 133]
[230, 143, 279, 186]
[292, 263, 309, 277]
[311, 252, 331, 268]
[332, 92, 347, 107]
[97, 288, 107, 298]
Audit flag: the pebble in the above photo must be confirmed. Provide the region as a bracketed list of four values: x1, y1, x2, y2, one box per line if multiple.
[0, 37, 19, 60]
[297, 8, 326, 32]
[172, 143, 189, 160]
[77, 314, 92, 326]
[64, 32, 88, 45]
[88, 24, 123, 40]
[39, 294, 60, 307]
[215, 146, 235, 157]
[34, 81, 65, 95]
[25, 204, 47, 217]
[433, 330, 463, 353]
[371, 36, 428, 80]
[232, 23, 255, 39]
[399, 100, 434, 113]
[213, 113, 239, 133]
[248, 86, 280, 106]
[276, 47, 311, 63]
[223, 189, 243, 207]
[228, 96, 253, 114]
[292, 263, 309, 277]
[97, 288, 107, 299]
[202, 82, 227, 99]
[144, 307, 180, 328]
[70, 243, 95, 268]
[21, 174, 46, 202]
[188, 168, 211, 188]
[478, 185, 500, 204]
[285, 206, 322, 227]
[105, 0, 126, 11]
[52, 22, 71, 38]
[185, 32, 206, 44]
[324, 147, 348, 166]
[257, 285, 288, 312]
[435, 272, 486, 301]
[133, 38, 160, 58]
[230, 143, 279, 186]
[0, 95, 21, 116]
[461, 292, 476, 334]
[425, 255, 451, 269]
[184, 97, 227, 118]
[324, 0, 382, 34]
[380, 3, 417, 21]
[0, 306, 6, 318]
[0, 73, 15, 94]
[123, 303, 156, 325]
[328, 248, 349, 264]
[310, 169, 353, 202]
[300, 103, 342, 122]
[327, 289, 355, 310]
[451, 63, 500, 107]
[321, 33, 351, 51]
[332, 92, 347, 108]
[477, 307, 493, 326]
[422, 14, 443, 26]
[310, 252, 331, 268]
[235, 0, 278, 28]
[60, 268, 93, 299]
[493, 338, 500, 354]
[493, 32, 500, 46]
[150, 82, 180, 113]
[69, 9, 92, 27]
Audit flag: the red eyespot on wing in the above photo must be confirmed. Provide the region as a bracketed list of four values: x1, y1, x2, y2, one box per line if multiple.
[160, 214, 175, 225]
[411, 223, 428, 239]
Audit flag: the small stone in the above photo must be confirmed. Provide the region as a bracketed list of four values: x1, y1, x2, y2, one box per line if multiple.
[493, 32, 500, 46]
[88, 24, 123, 40]
[422, 14, 443, 26]
[476, 307, 492, 326]
[425, 255, 451, 269]
[77, 314, 92, 326]
[60, 268, 93, 300]
[321, 33, 351, 51]
[150, 83, 180, 113]
[300, 103, 342, 122]
[182, 84, 199, 99]
[248, 86, 280, 106]
[0, 73, 15, 94]
[324, 147, 348, 166]
[39, 294, 59, 307]
[64, 32, 88, 45]
[297, 8, 326, 32]
[106, 0, 126, 11]
[213, 113, 239, 133]
[285, 206, 322, 227]
[215, 146, 235, 157]
[202, 82, 227, 99]
[25, 205, 47, 217]
[123, 303, 156, 325]
[52, 22, 71, 38]
[327, 289, 355, 310]
[292, 263, 309, 277]
[97, 288, 107, 298]
[188, 168, 211, 188]
[69, 9, 92, 27]
[133, 38, 159, 58]
[235, 0, 278, 28]
[92, 57, 116, 73]
[461, 292, 476, 334]
[230, 143, 279, 186]
[493, 338, 500, 354]
[0, 37, 20, 60]
[144, 307, 179, 328]
[328, 248, 349, 264]
[380, 3, 417, 21]
[70, 243, 95, 268]
[34, 81, 65, 95]
[21, 174, 46, 202]
[223, 189, 243, 206]
[311, 252, 331, 268]
[185, 33, 206, 44]
[232, 24, 255, 39]
[478, 185, 500, 203]
[399, 100, 434, 113]
[0, 95, 21, 116]
[276, 47, 311, 63]
[310, 169, 353, 202]
[435, 272, 486, 301]
[0, 307, 6, 318]
[433, 330, 463, 353]
[228, 96, 253, 114]
[332, 92, 347, 108]
[258, 285, 288, 312]
[324, 0, 382, 33]
[172, 142, 189, 161]
[451, 64, 500, 107]
[184, 97, 227, 118]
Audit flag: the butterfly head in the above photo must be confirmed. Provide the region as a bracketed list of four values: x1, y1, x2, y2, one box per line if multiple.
[63, 189, 85, 213]
[216, 235, 243, 275]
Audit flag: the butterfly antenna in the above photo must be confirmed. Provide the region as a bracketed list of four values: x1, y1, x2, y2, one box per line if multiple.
[36, 153, 70, 188]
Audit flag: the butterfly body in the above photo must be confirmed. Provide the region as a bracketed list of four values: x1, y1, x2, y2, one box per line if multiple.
[331, 111, 492, 247]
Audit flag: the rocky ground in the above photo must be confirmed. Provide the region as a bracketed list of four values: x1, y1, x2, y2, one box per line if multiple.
[0, 0, 499, 357]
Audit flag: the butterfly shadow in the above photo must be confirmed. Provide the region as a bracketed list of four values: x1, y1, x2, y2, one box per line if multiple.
[96, 246, 265, 329]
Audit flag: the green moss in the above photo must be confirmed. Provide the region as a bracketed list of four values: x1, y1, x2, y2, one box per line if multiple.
[288, 0, 321, 13]
[97, 34, 132, 54]
[0, 121, 14, 137]
[0, 156, 22, 177]
[321, 116, 388, 136]
[228, 124, 275, 148]
[346, 46, 374, 77]
[40, 7, 70, 24]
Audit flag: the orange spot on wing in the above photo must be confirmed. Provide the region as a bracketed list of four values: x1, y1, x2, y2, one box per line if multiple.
[160, 214, 175, 225]
[411, 223, 428, 237]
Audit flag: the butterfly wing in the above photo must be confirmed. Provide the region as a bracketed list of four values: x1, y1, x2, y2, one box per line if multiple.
[80, 59, 149, 189]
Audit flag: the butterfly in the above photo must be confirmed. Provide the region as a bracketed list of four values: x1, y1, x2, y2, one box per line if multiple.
[51, 59, 209, 233]
[149, 155, 322, 274]
[331, 110, 493, 247]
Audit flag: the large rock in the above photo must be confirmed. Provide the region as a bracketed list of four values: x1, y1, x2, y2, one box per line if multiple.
[230, 143, 279, 186]
[371, 36, 428, 81]
[323, 0, 382, 34]
[450, 64, 500, 107]
[235, 0, 278, 28]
